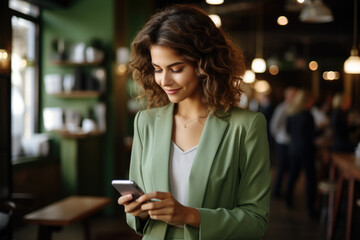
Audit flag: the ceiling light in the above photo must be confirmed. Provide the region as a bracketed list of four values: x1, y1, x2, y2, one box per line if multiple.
[322, 71, 340, 80]
[252, 6, 266, 73]
[209, 14, 222, 28]
[251, 58, 266, 73]
[254, 80, 271, 93]
[344, 0, 360, 74]
[243, 70, 256, 83]
[299, 0, 334, 23]
[269, 65, 279, 75]
[277, 16, 288, 26]
[206, 0, 224, 5]
[344, 54, 360, 74]
[309, 60, 318, 71]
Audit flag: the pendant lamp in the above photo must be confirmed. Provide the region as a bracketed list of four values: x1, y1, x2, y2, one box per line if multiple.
[299, 0, 334, 23]
[251, 5, 266, 73]
[209, 14, 222, 28]
[243, 70, 256, 83]
[251, 58, 266, 73]
[344, 0, 360, 74]
[206, 0, 224, 5]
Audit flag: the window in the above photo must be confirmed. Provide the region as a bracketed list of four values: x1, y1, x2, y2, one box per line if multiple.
[10, 0, 40, 159]
[10, 0, 39, 17]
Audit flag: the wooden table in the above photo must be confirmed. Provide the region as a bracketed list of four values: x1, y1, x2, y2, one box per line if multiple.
[329, 153, 360, 240]
[24, 196, 110, 240]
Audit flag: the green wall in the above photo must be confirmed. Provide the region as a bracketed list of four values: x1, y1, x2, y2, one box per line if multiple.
[41, 0, 115, 197]
[40, 0, 154, 201]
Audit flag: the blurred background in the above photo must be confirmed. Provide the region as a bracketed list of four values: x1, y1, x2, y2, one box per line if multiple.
[0, 0, 360, 239]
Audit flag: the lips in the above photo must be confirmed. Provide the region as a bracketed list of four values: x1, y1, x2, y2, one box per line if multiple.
[164, 88, 181, 95]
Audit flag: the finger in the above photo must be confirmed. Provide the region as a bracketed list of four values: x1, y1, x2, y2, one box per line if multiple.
[128, 206, 147, 216]
[148, 214, 169, 221]
[148, 207, 174, 216]
[137, 191, 171, 203]
[141, 200, 164, 211]
[118, 194, 133, 205]
[124, 200, 143, 213]
[141, 197, 176, 210]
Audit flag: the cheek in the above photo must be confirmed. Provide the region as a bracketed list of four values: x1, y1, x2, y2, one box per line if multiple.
[187, 75, 200, 89]
[154, 75, 161, 86]
[180, 71, 198, 87]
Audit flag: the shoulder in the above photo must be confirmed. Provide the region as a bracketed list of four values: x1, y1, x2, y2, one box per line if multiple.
[224, 107, 267, 128]
[271, 102, 287, 119]
[223, 108, 268, 143]
[135, 104, 172, 127]
[273, 102, 286, 112]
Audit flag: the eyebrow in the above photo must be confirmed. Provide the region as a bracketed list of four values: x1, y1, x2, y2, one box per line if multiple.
[152, 62, 185, 68]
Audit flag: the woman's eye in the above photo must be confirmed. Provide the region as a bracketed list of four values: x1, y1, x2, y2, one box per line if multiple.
[154, 69, 162, 73]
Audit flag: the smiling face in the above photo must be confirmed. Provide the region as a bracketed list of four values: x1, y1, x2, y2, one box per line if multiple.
[150, 44, 201, 104]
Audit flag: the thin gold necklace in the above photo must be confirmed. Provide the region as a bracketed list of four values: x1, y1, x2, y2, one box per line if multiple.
[176, 114, 207, 128]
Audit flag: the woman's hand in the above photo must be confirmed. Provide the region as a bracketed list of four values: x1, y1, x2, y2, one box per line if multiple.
[118, 194, 149, 220]
[137, 191, 200, 227]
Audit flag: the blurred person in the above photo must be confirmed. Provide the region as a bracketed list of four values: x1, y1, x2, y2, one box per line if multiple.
[311, 94, 331, 132]
[285, 89, 317, 218]
[248, 97, 259, 112]
[117, 4, 271, 239]
[258, 93, 275, 161]
[270, 86, 297, 198]
[258, 93, 274, 126]
[311, 94, 332, 182]
[331, 93, 357, 152]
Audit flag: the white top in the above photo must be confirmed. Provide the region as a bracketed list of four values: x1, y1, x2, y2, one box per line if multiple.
[169, 142, 198, 206]
[270, 102, 291, 144]
[311, 106, 329, 128]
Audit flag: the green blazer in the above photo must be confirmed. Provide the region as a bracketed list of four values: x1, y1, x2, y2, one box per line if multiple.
[127, 103, 271, 240]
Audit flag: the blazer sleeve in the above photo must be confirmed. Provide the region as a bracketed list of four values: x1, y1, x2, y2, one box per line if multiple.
[126, 111, 149, 235]
[197, 113, 271, 240]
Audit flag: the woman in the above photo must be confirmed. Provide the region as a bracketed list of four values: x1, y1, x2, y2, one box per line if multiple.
[285, 89, 317, 218]
[118, 4, 270, 240]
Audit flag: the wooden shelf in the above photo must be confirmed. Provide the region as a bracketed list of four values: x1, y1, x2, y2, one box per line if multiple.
[50, 60, 102, 67]
[49, 91, 101, 98]
[51, 129, 104, 139]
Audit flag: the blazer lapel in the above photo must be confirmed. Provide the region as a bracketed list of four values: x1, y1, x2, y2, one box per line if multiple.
[187, 111, 229, 208]
[150, 104, 174, 193]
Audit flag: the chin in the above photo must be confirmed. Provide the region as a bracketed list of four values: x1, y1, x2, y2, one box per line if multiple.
[167, 95, 184, 103]
[168, 98, 182, 104]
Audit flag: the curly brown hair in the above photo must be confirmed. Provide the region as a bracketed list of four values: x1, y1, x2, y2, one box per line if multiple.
[129, 4, 245, 113]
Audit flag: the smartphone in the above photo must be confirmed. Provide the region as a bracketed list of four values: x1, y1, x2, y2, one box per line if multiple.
[111, 180, 145, 200]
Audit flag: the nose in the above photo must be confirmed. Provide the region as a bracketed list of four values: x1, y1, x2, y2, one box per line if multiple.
[160, 71, 172, 86]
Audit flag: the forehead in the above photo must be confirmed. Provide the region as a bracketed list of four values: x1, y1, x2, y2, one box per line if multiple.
[150, 45, 183, 63]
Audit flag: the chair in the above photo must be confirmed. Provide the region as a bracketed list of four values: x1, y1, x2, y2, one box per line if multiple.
[318, 180, 337, 226]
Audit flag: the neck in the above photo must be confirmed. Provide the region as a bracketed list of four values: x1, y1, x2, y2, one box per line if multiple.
[176, 101, 207, 119]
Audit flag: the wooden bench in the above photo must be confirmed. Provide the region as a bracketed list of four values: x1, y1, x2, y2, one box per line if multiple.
[24, 196, 110, 240]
